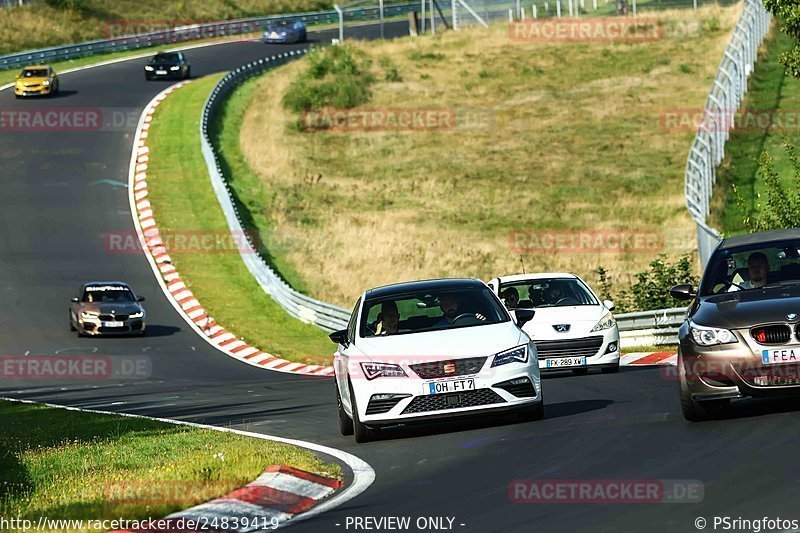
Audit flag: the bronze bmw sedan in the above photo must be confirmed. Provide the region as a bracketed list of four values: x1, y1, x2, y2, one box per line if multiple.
[69, 282, 146, 336]
[670, 228, 800, 420]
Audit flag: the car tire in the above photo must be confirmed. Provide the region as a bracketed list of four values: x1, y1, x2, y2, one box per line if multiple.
[15, 94, 21, 99]
[517, 401, 544, 422]
[348, 379, 374, 443]
[52, 82, 59, 96]
[336, 382, 354, 436]
[184, 67, 191, 80]
[69, 318, 76, 332]
[572, 368, 589, 376]
[601, 364, 620, 374]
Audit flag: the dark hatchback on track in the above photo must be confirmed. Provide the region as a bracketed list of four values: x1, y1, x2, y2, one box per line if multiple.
[670, 228, 800, 420]
[69, 282, 146, 336]
[144, 51, 190, 80]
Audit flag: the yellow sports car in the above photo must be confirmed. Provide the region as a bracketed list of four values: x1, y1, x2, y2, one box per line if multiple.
[14, 65, 60, 98]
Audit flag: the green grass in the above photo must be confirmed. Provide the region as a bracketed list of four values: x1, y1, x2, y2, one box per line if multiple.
[145, 75, 334, 365]
[233, 6, 743, 308]
[713, 28, 800, 234]
[0, 400, 337, 530]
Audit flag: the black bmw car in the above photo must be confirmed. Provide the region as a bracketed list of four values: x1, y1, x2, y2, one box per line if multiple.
[670, 228, 800, 420]
[144, 51, 190, 81]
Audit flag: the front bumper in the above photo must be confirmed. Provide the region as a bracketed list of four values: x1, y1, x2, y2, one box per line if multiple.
[78, 317, 146, 336]
[145, 69, 183, 79]
[349, 361, 541, 426]
[537, 328, 620, 371]
[14, 85, 52, 96]
[680, 332, 800, 399]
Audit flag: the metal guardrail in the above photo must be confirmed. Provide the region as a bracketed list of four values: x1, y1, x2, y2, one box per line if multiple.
[200, 49, 352, 332]
[616, 307, 687, 346]
[684, 0, 772, 267]
[0, 4, 420, 71]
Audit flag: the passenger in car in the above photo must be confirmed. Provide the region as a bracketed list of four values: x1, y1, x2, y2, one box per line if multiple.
[500, 287, 519, 308]
[375, 301, 400, 335]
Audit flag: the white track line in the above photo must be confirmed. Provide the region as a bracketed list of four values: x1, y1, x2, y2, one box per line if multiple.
[0, 396, 375, 526]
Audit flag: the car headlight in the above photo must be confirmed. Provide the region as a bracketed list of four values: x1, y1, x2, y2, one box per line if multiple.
[689, 320, 738, 346]
[591, 313, 616, 332]
[129, 311, 144, 319]
[145, 66, 154, 71]
[360, 362, 407, 380]
[169, 66, 180, 71]
[491, 345, 528, 367]
[81, 311, 99, 319]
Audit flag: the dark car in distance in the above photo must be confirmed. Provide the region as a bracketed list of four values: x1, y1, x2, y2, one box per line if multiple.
[144, 51, 190, 80]
[670, 228, 800, 420]
[263, 19, 307, 44]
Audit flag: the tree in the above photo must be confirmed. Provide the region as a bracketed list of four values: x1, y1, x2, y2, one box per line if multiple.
[764, 0, 800, 77]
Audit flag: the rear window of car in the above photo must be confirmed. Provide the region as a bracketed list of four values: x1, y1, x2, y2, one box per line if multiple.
[360, 287, 509, 338]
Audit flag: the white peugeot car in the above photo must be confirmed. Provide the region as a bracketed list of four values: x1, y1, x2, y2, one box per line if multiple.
[488, 273, 620, 375]
[331, 279, 543, 443]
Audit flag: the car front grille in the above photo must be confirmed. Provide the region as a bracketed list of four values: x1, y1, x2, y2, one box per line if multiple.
[410, 357, 487, 379]
[535, 336, 604, 359]
[740, 366, 800, 387]
[750, 324, 791, 345]
[98, 314, 128, 321]
[401, 389, 505, 414]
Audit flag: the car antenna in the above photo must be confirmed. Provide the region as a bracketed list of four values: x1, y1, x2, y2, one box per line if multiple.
[519, 256, 526, 275]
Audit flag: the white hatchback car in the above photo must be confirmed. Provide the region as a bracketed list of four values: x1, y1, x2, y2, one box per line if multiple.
[330, 279, 543, 443]
[488, 273, 620, 375]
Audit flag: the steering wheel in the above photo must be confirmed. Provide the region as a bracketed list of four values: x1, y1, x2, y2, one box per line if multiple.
[452, 313, 480, 324]
[555, 297, 580, 306]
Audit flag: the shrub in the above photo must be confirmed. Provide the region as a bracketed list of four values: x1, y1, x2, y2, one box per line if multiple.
[597, 255, 698, 312]
[283, 45, 374, 115]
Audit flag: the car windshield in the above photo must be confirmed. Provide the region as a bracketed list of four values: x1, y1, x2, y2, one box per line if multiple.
[267, 20, 292, 29]
[153, 53, 180, 62]
[499, 278, 598, 308]
[701, 238, 800, 295]
[81, 286, 136, 303]
[21, 69, 47, 77]
[360, 287, 509, 337]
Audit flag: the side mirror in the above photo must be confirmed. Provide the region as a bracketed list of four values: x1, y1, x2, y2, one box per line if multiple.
[669, 284, 696, 301]
[15, 74, 20, 79]
[329, 329, 349, 346]
[603, 299, 615, 311]
[137, 296, 146, 302]
[514, 308, 535, 327]
[71, 297, 79, 303]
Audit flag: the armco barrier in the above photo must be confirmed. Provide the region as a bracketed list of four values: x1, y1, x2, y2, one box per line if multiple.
[200, 49, 352, 332]
[200, 53, 688, 340]
[0, 3, 419, 71]
[684, 0, 771, 267]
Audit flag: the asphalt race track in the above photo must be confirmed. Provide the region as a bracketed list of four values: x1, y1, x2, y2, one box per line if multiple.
[2, 21, 800, 533]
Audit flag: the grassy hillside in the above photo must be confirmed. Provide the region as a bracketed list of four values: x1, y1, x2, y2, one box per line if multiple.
[0, 0, 333, 55]
[229, 5, 741, 307]
[712, 29, 800, 234]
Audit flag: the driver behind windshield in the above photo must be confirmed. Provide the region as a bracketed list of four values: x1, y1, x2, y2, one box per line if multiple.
[375, 301, 400, 335]
[727, 252, 770, 291]
[545, 281, 567, 304]
[435, 293, 486, 326]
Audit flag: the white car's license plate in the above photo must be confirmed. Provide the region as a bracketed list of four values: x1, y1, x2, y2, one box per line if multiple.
[103, 321, 124, 328]
[762, 349, 800, 365]
[156, 69, 167, 75]
[425, 378, 475, 395]
[545, 357, 587, 368]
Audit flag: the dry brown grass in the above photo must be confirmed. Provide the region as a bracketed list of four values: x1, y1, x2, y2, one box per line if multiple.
[239, 5, 741, 307]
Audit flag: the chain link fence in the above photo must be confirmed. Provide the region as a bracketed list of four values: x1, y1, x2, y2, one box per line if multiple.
[684, 0, 772, 267]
